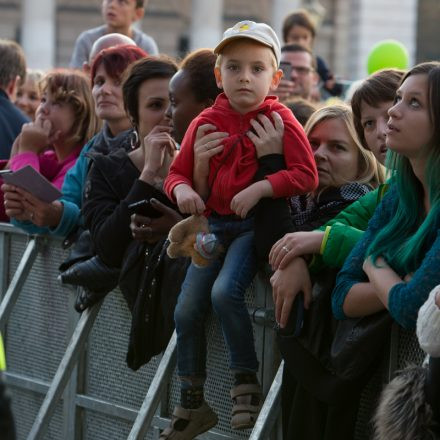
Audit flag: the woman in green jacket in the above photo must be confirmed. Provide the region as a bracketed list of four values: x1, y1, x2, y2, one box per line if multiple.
[270, 68, 404, 328]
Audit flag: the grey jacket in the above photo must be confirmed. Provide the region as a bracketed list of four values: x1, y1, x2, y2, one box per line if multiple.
[69, 25, 158, 68]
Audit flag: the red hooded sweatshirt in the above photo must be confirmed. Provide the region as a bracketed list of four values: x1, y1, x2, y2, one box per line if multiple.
[164, 93, 318, 216]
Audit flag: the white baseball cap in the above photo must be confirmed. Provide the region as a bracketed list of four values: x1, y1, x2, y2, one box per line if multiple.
[214, 20, 281, 67]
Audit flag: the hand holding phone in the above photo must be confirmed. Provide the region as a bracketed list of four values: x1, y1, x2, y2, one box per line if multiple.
[127, 199, 163, 218]
[280, 61, 292, 80]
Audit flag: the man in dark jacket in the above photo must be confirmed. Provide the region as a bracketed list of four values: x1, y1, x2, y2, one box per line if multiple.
[0, 39, 29, 160]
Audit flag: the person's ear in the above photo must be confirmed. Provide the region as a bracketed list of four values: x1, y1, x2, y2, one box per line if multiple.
[270, 69, 283, 91]
[6, 75, 20, 101]
[82, 62, 91, 75]
[214, 67, 223, 89]
[312, 70, 319, 86]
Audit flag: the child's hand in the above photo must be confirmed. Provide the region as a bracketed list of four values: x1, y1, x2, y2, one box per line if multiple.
[230, 185, 262, 218]
[174, 184, 205, 215]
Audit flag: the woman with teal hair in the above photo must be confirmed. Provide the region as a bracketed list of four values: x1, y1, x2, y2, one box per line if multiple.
[332, 61, 440, 329]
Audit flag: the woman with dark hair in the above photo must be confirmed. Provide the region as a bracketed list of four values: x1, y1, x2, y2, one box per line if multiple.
[129, 48, 223, 241]
[2, 45, 146, 237]
[167, 48, 221, 144]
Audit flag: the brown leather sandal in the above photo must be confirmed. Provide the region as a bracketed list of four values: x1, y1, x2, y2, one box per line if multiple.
[230, 383, 263, 430]
[159, 402, 218, 439]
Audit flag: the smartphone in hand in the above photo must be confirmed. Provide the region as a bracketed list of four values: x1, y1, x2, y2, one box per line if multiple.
[280, 61, 292, 80]
[127, 199, 163, 218]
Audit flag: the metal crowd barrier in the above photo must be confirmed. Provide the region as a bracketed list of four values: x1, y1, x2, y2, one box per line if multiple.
[0, 225, 282, 440]
[0, 224, 425, 440]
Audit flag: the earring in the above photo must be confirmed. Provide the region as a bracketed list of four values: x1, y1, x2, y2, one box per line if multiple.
[130, 129, 139, 150]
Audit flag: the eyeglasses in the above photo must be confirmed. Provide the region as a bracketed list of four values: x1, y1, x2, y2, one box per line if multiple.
[290, 66, 314, 75]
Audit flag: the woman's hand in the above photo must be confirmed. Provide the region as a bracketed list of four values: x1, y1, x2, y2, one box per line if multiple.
[130, 198, 183, 243]
[193, 124, 227, 178]
[193, 124, 227, 199]
[362, 256, 389, 278]
[140, 125, 176, 182]
[19, 116, 52, 154]
[274, 79, 296, 102]
[270, 257, 312, 328]
[173, 184, 205, 215]
[269, 230, 325, 270]
[247, 112, 284, 158]
[2, 183, 26, 219]
[5, 185, 63, 226]
[362, 255, 402, 308]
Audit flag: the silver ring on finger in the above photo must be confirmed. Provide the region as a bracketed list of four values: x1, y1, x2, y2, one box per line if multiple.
[282, 245, 289, 253]
[30, 212, 34, 221]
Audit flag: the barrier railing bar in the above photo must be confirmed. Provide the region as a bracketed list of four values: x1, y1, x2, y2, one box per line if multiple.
[27, 300, 102, 440]
[75, 394, 139, 421]
[4, 371, 49, 394]
[63, 291, 82, 440]
[249, 361, 283, 440]
[0, 238, 39, 333]
[127, 331, 177, 440]
[0, 231, 11, 299]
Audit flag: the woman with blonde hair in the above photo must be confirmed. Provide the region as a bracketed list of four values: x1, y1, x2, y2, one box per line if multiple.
[255, 102, 383, 265]
[3, 69, 99, 227]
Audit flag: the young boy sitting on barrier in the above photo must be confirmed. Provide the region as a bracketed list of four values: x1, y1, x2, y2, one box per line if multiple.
[162, 20, 318, 439]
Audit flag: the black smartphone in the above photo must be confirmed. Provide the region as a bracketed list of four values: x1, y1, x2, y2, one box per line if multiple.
[127, 199, 162, 218]
[280, 61, 292, 80]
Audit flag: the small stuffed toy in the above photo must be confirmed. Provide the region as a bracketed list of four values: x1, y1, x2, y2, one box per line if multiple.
[167, 215, 222, 267]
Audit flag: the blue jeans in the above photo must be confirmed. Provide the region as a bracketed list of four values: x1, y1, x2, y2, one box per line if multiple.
[174, 216, 258, 378]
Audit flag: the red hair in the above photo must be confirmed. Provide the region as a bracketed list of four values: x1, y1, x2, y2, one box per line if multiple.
[90, 44, 147, 85]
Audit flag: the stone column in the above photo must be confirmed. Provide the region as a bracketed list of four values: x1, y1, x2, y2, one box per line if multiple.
[348, 0, 418, 79]
[272, 0, 302, 41]
[189, 0, 223, 51]
[21, 0, 56, 69]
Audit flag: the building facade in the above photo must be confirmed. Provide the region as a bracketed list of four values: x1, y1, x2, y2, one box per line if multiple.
[0, 0, 436, 80]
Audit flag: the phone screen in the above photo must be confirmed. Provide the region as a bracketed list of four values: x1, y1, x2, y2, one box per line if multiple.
[280, 62, 292, 80]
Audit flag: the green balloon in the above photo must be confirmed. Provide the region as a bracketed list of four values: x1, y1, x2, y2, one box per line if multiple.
[367, 40, 409, 74]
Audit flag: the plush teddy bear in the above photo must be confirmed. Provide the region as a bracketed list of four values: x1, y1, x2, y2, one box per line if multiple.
[167, 215, 222, 267]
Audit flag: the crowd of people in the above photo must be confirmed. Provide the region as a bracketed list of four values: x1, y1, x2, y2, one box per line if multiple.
[0, 1, 439, 439]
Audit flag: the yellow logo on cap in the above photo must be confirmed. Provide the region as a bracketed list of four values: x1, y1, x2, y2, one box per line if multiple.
[238, 24, 250, 32]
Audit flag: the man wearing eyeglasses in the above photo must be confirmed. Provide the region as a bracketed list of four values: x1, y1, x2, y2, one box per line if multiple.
[275, 44, 319, 102]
